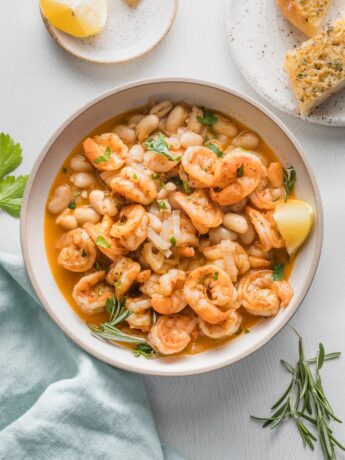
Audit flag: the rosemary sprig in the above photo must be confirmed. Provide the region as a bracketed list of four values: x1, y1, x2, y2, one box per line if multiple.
[252, 332, 344, 459]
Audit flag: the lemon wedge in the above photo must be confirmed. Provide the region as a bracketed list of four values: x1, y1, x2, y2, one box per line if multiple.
[273, 199, 314, 255]
[40, 0, 108, 38]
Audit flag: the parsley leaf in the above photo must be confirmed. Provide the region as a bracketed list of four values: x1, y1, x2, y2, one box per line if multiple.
[94, 146, 111, 164]
[0, 133, 23, 178]
[68, 200, 76, 209]
[206, 142, 224, 158]
[197, 109, 218, 127]
[96, 235, 111, 249]
[145, 133, 176, 161]
[0, 175, 29, 217]
[169, 236, 177, 247]
[157, 200, 167, 211]
[133, 343, 156, 359]
[236, 164, 244, 177]
[284, 166, 296, 201]
[272, 263, 285, 281]
[213, 271, 219, 281]
[182, 180, 192, 194]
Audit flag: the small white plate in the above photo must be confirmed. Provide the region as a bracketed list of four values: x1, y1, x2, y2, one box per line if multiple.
[226, 0, 345, 126]
[42, 0, 178, 64]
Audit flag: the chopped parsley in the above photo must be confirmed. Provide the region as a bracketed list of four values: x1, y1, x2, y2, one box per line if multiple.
[197, 109, 218, 127]
[156, 200, 167, 211]
[236, 164, 244, 177]
[206, 142, 224, 158]
[182, 180, 192, 194]
[283, 166, 296, 201]
[169, 236, 177, 247]
[94, 146, 111, 164]
[213, 271, 219, 281]
[145, 133, 176, 161]
[81, 249, 87, 257]
[133, 343, 156, 359]
[132, 173, 138, 180]
[114, 281, 122, 289]
[151, 173, 160, 180]
[272, 263, 285, 281]
[68, 200, 76, 210]
[95, 235, 111, 249]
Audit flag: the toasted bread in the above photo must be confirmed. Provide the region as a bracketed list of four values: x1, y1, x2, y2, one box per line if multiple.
[284, 17, 345, 116]
[276, 0, 332, 37]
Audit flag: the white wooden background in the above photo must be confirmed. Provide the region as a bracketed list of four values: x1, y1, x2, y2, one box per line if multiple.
[1, 1, 345, 459]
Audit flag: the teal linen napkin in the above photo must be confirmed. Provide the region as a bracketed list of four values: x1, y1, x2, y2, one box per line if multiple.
[0, 252, 183, 460]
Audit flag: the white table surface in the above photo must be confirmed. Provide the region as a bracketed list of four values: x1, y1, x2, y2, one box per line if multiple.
[2, 1, 345, 459]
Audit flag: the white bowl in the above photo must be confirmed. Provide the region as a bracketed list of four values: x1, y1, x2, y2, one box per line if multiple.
[21, 78, 323, 376]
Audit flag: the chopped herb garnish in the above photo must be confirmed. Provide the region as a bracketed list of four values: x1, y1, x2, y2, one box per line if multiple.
[236, 164, 244, 177]
[151, 173, 160, 180]
[68, 200, 76, 210]
[62, 167, 68, 173]
[244, 329, 250, 334]
[132, 173, 138, 180]
[114, 281, 122, 289]
[206, 142, 224, 158]
[95, 235, 111, 249]
[94, 262, 102, 271]
[169, 236, 177, 247]
[197, 109, 218, 127]
[272, 195, 281, 203]
[157, 200, 167, 211]
[133, 343, 156, 359]
[81, 249, 87, 257]
[272, 263, 285, 281]
[213, 271, 219, 281]
[145, 132, 176, 161]
[94, 146, 111, 164]
[74, 191, 81, 198]
[182, 180, 192, 194]
[284, 166, 296, 201]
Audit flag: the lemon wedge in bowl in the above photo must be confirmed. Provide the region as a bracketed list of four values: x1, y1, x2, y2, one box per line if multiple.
[40, 0, 108, 38]
[273, 199, 314, 256]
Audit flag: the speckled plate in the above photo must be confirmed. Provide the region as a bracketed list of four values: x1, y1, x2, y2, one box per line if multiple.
[226, 0, 345, 126]
[42, 0, 178, 64]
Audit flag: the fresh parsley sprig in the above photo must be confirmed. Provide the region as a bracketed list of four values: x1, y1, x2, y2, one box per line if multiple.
[284, 166, 296, 201]
[145, 133, 177, 161]
[197, 109, 218, 127]
[251, 332, 344, 459]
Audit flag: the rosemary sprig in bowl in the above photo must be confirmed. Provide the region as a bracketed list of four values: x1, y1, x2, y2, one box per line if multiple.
[252, 330, 345, 459]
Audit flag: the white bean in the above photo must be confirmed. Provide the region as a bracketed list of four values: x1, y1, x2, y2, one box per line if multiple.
[135, 114, 159, 142]
[240, 219, 256, 245]
[166, 137, 181, 150]
[180, 131, 203, 148]
[112, 124, 136, 145]
[47, 184, 73, 214]
[74, 206, 101, 225]
[70, 172, 96, 189]
[213, 115, 238, 138]
[128, 144, 144, 163]
[223, 213, 248, 234]
[232, 131, 260, 150]
[187, 106, 203, 134]
[70, 154, 93, 172]
[149, 100, 173, 118]
[166, 106, 187, 133]
[209, 226, 238, 244]
[127, 114, 145, 129]
[55, 209, 78, 230]
[217, 134, 229, 146]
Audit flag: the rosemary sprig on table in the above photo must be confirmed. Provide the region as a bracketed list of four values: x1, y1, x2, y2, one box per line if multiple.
[252, 331, 344, 459]
[88, 296, 156, 358]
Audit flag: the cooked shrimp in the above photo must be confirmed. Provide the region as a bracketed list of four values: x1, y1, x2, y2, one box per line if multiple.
[246, 207, 284, 252]
[84, 215, 127, 261]
[126, 296, 152, 312]
[210, 149, 262, 206]
[110, 204, 148, 251]
[72, 271, 113, 314]
[83, 133, 127, 171]
[238, 269, 293, 316]
[174, 190, 223, 234]
[148, 315, 198, 355]
[184, 265, 239, 324]
[144, 151, 179, 173]
[57, 228, 96, 272]
[171, 214, 199, 258]
[247, 243, 272, 268]
[139, 273, 160, 297]
[111, 167, 158, 205]
[249, 163, 284, 209]
[181, 146, 219, 186]
[151, 269, 187, 314]
[106, 257, 141, 297]
[199, 310, 242, 339]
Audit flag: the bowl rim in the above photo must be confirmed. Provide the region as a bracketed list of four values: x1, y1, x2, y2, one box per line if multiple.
[20, 77, 323, 376]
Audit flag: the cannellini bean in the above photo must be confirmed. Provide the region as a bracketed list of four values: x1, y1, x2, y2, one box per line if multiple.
[55, 209, 78, 230]
[74, 206, 101, 225]
[135, 114, 159, 142]
[166, 106, 187, 133]
[223, 213, 248, 234]
[240, 219, 256, 245]
[213, 115, 238, 138]
[232, 131, 260, 150]
[165, 182, 177, 191]
[217, 134, 229, 146]
[128, 144, 144, 163]
[70, 154, 93, 172]
[89, 190, 118, 216]
[149, 100, 173, 118]
[252, 152, 268, 168]
[70, 172, 96, 189]
[166, 137, 181, 150]
[180, 131, 203, 148]
[148, 213, 162, 233]
[47, 184, 73, 214]
[127, 114, 145, 129]
[187, 106, 203, 134]
[209, 226, 238, 244]
[112, 124, 136, 145]
[81, 190, 88, 199]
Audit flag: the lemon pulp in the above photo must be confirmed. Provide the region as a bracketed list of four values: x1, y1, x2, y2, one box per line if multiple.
[273, 199, 314, 255]
[40, 0, 107, 38]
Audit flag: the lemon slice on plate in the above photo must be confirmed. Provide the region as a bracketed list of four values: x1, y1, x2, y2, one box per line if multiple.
[40, 0, 108, 38]
[273, 199, 314, 255]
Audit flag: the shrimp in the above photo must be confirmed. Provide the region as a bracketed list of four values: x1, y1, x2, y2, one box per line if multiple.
[110, 204, 148, 251]
[83, 133, 127, 171]
[170, 214, 199, 258]
[210, 149, 262, 206]
[173, 190, 223, 234]
[72, 271, 113, 314]
[148, 315, 198, 355]
[84, 215, 127, 261]
[247, 243, 272, 268]
[144, 151, 180, 173]
[249, 163, 284, 209]
[181, 146, 219, 186]
[111, 166, 158, 205]
[199, 310, 242, 339]
[139, 273, 160, 297]
[125, 296, 152, 332]
[151, 269, 187, 315]
[246, 207, 284, 252]
[184, 265, 239, 324]
[57, 228, 96, 272]
[106, 257, 141, 297]
[238, 269, 293, 316]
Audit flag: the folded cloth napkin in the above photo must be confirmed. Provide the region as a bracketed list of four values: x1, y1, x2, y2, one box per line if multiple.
[0, 252, 183, 460]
